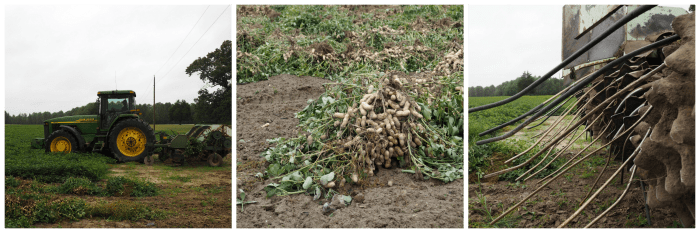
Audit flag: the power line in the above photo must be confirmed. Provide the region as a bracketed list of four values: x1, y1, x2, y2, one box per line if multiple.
[143, 5, 230, 103]
[156, 5, 230, 86]
[153, 5, 210, 76]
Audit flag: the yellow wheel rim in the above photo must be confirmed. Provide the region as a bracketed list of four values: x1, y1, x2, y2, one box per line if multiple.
[117, 127, 147, 157]
[50, 136, 71, 153]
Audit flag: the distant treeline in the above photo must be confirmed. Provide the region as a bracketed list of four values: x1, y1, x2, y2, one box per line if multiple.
[5, 99, 213, 125]
[468, 71, 566, 97]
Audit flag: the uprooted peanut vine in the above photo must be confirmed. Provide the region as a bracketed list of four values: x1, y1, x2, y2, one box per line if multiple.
[261, 72, 463, 197]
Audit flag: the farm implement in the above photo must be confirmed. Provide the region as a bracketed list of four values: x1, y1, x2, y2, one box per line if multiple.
[30, 90, 232, 166]
[152, 124, 232, 167]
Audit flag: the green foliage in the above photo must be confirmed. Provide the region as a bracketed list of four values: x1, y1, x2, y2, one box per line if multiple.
[104, 176, 158, 197]
[187, 40, 232, 124]
[5, 185, 87, 228]
[5, 125, 115, 183]
[496, 140, 565, 181]
[237, 5, 463, 83]
[86, 200, 168, 221]
[32, 197, 86, 224]
[168, 99, 193, 124]
[625, 213, 649, 227]
[261, 72, 463, 198]
[468, 96, 574, 181]
[56, 177, 103, 195]
[6, 176, 21, 188]
[468, 71, 566, 97]
[185, 137, 205, 156]
[446, 5, 464, 21]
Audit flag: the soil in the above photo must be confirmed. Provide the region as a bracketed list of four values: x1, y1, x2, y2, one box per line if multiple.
[236, 74, 464, 228]
[34, 158, 233, 228]
[468, 145, 680, 228]
[469, 110, 683, 228]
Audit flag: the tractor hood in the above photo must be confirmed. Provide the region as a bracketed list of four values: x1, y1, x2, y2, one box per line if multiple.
[45, 115, 99, 124]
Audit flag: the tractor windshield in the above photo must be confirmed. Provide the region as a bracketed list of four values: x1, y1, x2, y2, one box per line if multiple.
[107, 98, 130, 111]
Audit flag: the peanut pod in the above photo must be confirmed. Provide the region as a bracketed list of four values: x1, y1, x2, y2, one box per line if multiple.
[395, 146, 404, 156]
[333, 113, 345, 119]
[393, 116, 401, 128]
[396, 110, 410, 117]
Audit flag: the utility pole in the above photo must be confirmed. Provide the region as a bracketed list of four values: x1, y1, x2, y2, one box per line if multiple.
[153, 75, 156, 131]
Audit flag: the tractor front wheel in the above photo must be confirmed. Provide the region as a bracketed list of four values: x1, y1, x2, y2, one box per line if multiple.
[45, 130, 78, 153]
[109, 119, 155, 162]
[208, 153, 223, 167]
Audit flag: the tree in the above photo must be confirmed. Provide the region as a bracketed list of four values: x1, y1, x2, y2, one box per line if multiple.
[516, 71, 536, 94]
[186, 40, 232, 124]
[169, 100, 192, 125]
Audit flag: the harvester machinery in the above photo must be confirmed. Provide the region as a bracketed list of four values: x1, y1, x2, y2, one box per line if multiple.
[154, 124, 233, 167]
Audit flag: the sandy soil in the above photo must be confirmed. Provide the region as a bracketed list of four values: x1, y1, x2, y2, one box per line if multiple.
[236, 74, 464, 228]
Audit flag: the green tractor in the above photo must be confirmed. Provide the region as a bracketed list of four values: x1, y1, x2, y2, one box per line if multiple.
[31, 90, 155, 162]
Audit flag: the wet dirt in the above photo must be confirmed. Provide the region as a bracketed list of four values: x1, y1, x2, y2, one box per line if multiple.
[468, 152, 679, 228]
[236, 74, 464, 228]
[35, 159, 232, 228]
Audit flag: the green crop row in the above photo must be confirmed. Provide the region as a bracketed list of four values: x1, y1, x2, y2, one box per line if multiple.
[6, 176, 163, 228]
[5, 125, 116, 183]
[468, 96, 575, 181]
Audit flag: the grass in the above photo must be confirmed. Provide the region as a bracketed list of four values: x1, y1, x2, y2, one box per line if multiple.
[149, 124, 197, 134]
[624, 213, 649, 227]
[468, 96, 577, 182]
[468, 182, 522, 228]
[167, 174, 196, 183]
[86, 200, 169, 221]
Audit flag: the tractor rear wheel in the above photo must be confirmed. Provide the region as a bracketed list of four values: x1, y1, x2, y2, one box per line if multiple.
[45, 130, 78, 153]
[109, 119, 155, 162]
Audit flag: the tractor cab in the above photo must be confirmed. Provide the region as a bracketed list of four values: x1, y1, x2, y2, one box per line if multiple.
[97, 90, 139, 131]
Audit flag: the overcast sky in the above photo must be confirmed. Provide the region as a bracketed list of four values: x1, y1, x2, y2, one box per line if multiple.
[4, 5, 231, 116]
[468, 4, 690, 88]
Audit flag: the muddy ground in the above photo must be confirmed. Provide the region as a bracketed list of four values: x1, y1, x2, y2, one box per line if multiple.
[468, 118, 680, 228]
[35, 158, 233, 228]
[236, 74, 464, 228]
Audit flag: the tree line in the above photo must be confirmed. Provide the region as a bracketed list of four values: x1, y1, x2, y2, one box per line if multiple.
[5, 100, 197, 125]
[5, 40, 232, 125]
[469, 71, 566, 97]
